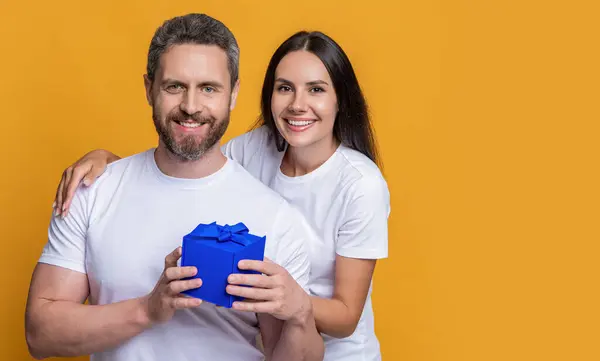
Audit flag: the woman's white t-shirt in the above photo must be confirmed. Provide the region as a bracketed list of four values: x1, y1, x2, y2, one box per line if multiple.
[223, 126, 390, 361]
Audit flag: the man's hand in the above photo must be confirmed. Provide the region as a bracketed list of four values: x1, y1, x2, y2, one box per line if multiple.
[226, 258, 312, 324]
[141, 247, 204, 324]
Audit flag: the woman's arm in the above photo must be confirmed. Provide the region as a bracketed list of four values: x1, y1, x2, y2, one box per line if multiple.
[311, 256, 376, 338]
[313, 175, 389, 338]
[54, 149, 121, 217]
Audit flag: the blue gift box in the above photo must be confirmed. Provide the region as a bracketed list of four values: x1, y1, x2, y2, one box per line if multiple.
[181, 222, 266, 308]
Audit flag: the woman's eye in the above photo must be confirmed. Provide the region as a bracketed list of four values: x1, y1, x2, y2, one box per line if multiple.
[278, 85, 292, 92]
[310, 87, 325, 93]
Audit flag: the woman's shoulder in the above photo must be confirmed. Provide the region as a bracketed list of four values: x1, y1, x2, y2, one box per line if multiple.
[336, 145, 388, 192]
[222, 125, 278, 162]
[227, 125, 274, 149]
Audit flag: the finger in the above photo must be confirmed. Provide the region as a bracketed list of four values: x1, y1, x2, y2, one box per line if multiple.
[164, 247, 182, 269]
[62, 164, 92, 216]
[168, 278, 202, 294]
[164, 266, 197, 281]
[232, 300, 279, 313]
[226, 285, 275, 301]
[171, 296, 203, 309]
[61, 167, 74, 212]
[228, 273, 273, 289]
[55, 172, 67, 217]
[53, 174, 63, 215]
[237, 260, 280, 275]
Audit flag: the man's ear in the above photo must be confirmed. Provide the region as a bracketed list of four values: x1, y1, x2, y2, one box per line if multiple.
[143, 74, 153, 106]
[229, 79, 240, 111]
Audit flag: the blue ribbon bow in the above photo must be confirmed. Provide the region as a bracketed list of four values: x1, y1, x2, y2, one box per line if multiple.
[191, 222, 251, 246]
[217, 223, 250, 246]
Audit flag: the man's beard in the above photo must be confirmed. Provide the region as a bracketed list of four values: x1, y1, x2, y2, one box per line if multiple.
[152, 107, 229, 161]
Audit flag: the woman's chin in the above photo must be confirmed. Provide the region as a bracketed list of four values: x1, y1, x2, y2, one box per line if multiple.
[281, 132, 315, 149]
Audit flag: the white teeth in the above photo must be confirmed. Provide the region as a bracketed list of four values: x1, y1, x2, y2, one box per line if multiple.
[178, 122, 202, 128]
[286, 119, 315, 126]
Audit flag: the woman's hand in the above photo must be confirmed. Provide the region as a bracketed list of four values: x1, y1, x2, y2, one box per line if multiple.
[226, 258, 313, 324]
[53, 149, 120, 218]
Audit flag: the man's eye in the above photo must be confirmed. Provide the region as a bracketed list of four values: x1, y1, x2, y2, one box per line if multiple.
[203, 87, 215, 93]
[166, 84, 184, 93]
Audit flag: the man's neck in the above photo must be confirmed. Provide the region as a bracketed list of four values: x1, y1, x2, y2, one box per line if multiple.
[154, 144, 226, 179]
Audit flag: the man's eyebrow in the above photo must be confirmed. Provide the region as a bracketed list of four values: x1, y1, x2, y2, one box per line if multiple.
[161, 78, 185, 86]
[197, 81, 225, 89]
[160, 79, 226, 89]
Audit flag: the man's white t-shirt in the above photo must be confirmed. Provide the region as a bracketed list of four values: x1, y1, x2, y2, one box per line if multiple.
[223, 126, 390, 361]
[39, 149, 314, 361]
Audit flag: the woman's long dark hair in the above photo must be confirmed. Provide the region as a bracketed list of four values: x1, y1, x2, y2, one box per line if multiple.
[256, 31, 381, 167]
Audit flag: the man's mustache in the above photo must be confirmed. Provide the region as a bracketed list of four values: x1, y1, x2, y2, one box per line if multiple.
[168, 110, 214, 124]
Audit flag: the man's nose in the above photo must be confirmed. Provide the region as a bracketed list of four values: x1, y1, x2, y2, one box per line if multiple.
[180, 90, 202, 115]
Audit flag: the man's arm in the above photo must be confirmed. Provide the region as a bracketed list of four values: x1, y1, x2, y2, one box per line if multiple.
[25, 263, 150, 359]
[257, 314, 282, 360]
[258, 306, 324, 361]
[28, 177, 154, 359]
[26, 247, 202, 359]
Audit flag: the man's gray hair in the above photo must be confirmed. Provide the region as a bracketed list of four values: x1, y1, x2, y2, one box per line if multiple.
[147, 13, 240, 87]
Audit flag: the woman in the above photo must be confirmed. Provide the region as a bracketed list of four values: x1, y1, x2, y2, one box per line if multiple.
[54, 31, 390, 361]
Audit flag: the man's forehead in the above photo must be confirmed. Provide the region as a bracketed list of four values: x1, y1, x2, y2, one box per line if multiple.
[157, 44, 230, 82]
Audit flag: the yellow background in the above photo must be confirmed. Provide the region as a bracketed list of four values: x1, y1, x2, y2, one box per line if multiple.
[1, 1, 599, 360]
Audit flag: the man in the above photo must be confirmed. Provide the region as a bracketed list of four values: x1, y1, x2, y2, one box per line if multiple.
[25, 13, 324, 361]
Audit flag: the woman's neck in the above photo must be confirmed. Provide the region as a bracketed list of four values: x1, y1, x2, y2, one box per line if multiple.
[281, 136, 339, 177]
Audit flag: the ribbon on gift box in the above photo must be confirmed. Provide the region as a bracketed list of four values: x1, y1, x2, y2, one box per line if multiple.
[191, 222, 252, 246]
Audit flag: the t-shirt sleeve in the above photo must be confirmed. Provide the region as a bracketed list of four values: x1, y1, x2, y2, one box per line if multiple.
[269, 203, 312, 292]
[38, 186, 90, 274]
[221, 134, 246, 164]
[221, 126, 270, 166]
[336, 176, 390, 259]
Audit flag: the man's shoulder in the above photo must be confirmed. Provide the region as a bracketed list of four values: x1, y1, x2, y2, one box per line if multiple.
[220, 160, 308, 238]
[225, 160, 286, 204]
[102, 150, 149, 178]
[77, 150, 150, 202]
[91, 150, 148, 183]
